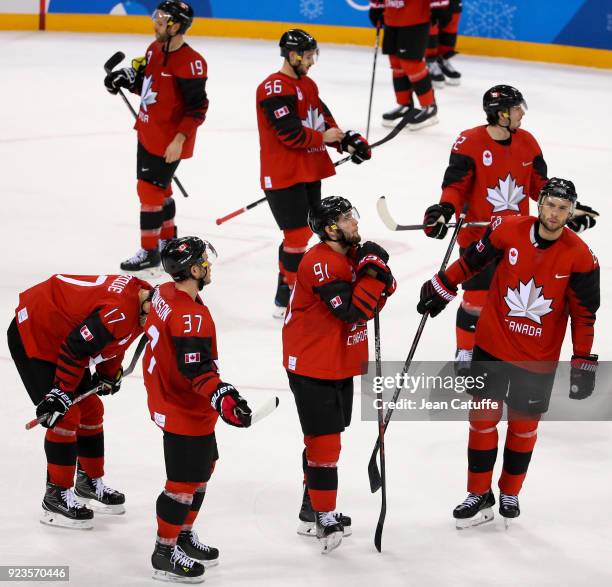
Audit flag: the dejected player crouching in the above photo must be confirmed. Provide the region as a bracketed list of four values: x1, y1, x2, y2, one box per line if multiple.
[417, 178, 600, 528]
[283, 196, 396, 553]
[143, 237, 252, 583]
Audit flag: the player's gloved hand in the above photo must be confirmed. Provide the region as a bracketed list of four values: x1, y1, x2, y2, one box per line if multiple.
[104, 67, 137, 94]
[341, 130, 371, 164]
[369, 1, 385, 28]
[211, 383, 252, 428]
[93, 367, 123, 396]
[423, 202, 455, 239]
[357, 241, 390, 264]
[36, 388, 74, 429]
[569, 354, 598, 400]
[417, 272, 457, 317]
[567, 202, 599, 233]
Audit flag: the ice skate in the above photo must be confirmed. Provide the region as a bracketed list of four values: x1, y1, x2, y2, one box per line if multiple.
[151, 542, 205, 584]
[382, 104, 414, 128]
[438, 56, 461, 85]
[427, 58, 446, 89]
[120, 247, 162, 276]
[74, 468, 126, 515]
[406, 104, 439, 131]
[297, 485, 352, 537]
[177, 530, 219, 568]
[40, 482, 94, 530]
[499, 493, 520, 528]
[315, 511, 343, 554]
[453, 490, 495, 529]
[454, 348, 473, 376]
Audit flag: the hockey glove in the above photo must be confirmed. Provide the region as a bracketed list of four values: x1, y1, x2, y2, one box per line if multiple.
[417, 272, 457, 317]
[356, 241, 390, 264]
[104, 67, 137, 95]
[341, 130, 372, 164]
[369, 1, 385, 27]
[423, 202, 455, 239]
[211, 383, 252, 428]
[569, 354, 598, 400]
[567, 202, 599, 233]
[93, 367, 123, 396]
[36, 388, 74, 428]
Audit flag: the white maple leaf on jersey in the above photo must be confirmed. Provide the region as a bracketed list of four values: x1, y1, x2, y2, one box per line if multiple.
[140, 75, 158, 113]
[302, 106, 325, 131]
[504, 278, 553, 324]
[486, 173, 526, 212]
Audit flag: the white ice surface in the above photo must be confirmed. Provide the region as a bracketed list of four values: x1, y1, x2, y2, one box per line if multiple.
[1, 31, 611, 586]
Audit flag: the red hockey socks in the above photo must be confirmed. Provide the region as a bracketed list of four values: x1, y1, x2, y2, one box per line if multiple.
[466, 403, 503, 494]
[304, 433, 341, 512]
[388, 55, 413, 106]
[156, 481, 199, 544]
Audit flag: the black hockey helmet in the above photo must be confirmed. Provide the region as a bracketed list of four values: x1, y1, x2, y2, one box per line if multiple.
[483, 85, 527, 125]
[279, 29, 318, 59]
[161, 236, 217, 282]
[308, 196, 358, 240]
[538, 177, 577, 206]
[154, 0, 194, 35]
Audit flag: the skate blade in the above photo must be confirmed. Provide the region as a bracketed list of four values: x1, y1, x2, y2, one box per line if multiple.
[444, 78, 461, 86]
[319, 531, 343, 554]
[408, 116, 439, 132]
[78, 497, 125, 515]
[432, 80, 446, 89]
[152, 569, 205, 584]
[298, 521, 352, 537]
[504, 517, 512, 529]
[40, 509, 93, 530]
[381, 119, 399, 129]
[121, 266, 164, 279]
[202, 558, 219, 568]
[455, 507, 494, 530]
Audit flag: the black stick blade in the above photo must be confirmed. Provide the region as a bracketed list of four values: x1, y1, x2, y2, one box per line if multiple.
[104, 51, 125, 73]
[374, 519, 384, 552]
[368, 444, 382, 493]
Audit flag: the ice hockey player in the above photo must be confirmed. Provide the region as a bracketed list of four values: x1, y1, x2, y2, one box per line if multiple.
[417, 178, 599, 527]
[283, 196, 396, 553]
[143, 237, 252, 582]
[369, 0, 438, 129]
[256, 29, 372, 318]
[426, 0, 463, 87]
[422, 85, 598, 373]
[104, 1, 208, 273]
[7, 274, 153, 529]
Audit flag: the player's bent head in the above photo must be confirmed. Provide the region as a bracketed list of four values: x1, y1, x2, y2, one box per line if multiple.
[161, 236, 218, 286]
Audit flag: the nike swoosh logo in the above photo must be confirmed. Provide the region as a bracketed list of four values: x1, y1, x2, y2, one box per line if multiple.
[522, 161, 532, 167]
[161, 72, 172, 77]
[528, 399, 540, 405]
[141, 168, 149, 172]
[555, 274, 569, 279]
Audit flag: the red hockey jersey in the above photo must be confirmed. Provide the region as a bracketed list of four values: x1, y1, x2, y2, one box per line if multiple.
[15, 274, 149, 392]
[440, 125, 547, 247]
[444, 216, 599, 366]
[143, 282, 222, 436]
[134, 41, 208, 159]
[384, 0, 430, 27]
[283, 243, 387, 380]
[256, 72, 338, 190]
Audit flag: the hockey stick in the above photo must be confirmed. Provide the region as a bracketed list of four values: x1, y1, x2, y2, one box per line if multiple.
[367, 204, 469, 493]
[373, 308, 386, 552]
[365, 25, 381, 141]
[216, 196, 267, 226]
[250, 396, 280, 426]
[104, 51, 190, 198]
[377, 196, 489, 231]
[25, 334, 148, 430]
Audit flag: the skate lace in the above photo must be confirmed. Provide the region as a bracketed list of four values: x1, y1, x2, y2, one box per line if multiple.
[188, 531, 211, 552]
[459, 493, 484, 509]
[93, 478, 117, 501]
[429, 61, 443, 76]
[455, 349, 473, 363]
[317, 512, 340, 527]
[171, 545, 196, 569]
[500, 493, 518, 508]
[61, 488, 85, 510]
[125, 248, 148, 263]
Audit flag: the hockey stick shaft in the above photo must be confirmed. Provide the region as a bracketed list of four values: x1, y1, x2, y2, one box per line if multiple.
[104, 52, 189, 198]
[250, 396, 280, 426]
[25, 334, 148, 430]
[373, 308, 386, 552]
[367, 204, 469, 493]
[365, 25, 381, 141]
[215, 196, 267, 225]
